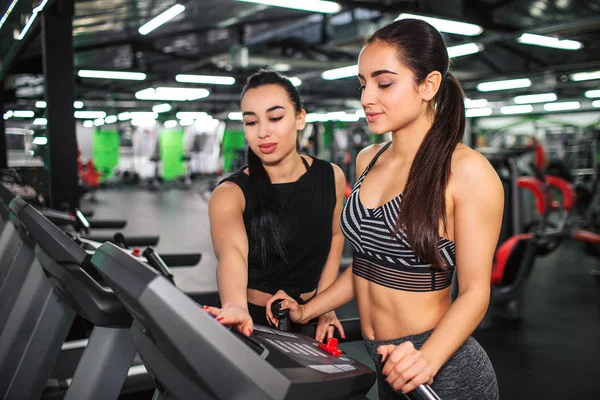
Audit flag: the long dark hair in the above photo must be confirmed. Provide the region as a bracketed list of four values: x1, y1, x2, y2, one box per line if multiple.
[241, 69, 303, 268]
[366, 19, 465, 269]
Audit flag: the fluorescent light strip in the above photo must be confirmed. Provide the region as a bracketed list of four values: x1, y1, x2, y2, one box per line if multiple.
[33, 136, 48, 144]
[0, 0, 19, 31]
[93, 119, 105, 126]
[139, 4, 185, 35]
[82, 120, 94, 128]
[447, 43, 482, 58]
[543, 101, 580, 111]
[236, 0, 341, 14]
[105, 115, 118, 124]
[477, 78, 531, 92]
[75, 111, 107, 119]
[501, 105, 533, 115]
[322, 65, 358, 80]
[228, 112, 243, 121]
[175, 74, 235, 85]
[164, 120, 178, 129]
[35, 101, 47, 108]
[592, 100, 600, 108]
[74, 101, 84, 109]
[464, 98, 488, 108]
[289, 77, 302, 87]
[13, 110, 35, 118]
[465, 108, 492, 118]
[135, 87, 209, 101]
[15, 0, 48, 40]
[517, 33, 583, 51]
[176, 111, 208, 120]
[78, 70, 147, 81]
[395, 13, 483, 36]
[152, 103, 172, 113]
[585, 90, 600, 99]
[514, 93, 557, 104]
[570, 70, 600, 81]
[33, 118, 47, 126]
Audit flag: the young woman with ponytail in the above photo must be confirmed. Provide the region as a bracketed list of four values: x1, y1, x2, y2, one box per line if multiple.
[207, 69, 347, 344]
[266, 19, 503, 399]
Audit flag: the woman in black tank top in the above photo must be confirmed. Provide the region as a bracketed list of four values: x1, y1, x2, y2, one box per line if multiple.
[266, 20, 503, 400]
[206, 70, 347, 343]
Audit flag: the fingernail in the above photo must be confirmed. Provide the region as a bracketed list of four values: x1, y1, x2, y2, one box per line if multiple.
[377, 354, 383, 363]
[216, 316, 224, 321]
[342, 334, 346, 339]
[202, 305, 209, 310]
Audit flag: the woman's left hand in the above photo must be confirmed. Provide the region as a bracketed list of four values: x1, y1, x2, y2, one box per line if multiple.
[378, 341, 434, 394]
[315, 311, 345, 343]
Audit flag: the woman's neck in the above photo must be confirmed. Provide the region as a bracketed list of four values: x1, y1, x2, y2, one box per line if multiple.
[263, 152, 305, 183]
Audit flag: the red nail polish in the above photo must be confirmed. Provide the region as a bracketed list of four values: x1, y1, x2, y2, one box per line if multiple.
[203, 305, 209, 310]
[216, 316, 224, 321]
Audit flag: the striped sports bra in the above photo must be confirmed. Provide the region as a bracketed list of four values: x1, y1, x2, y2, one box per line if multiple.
[341, 142, 456, 292]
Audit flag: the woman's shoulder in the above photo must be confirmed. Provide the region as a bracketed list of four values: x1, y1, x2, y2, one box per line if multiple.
[450, 144, 503, 194]
[355, 142, 388, 176]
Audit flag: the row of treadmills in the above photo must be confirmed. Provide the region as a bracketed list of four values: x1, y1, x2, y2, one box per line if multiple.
[0, 181, 442, 400]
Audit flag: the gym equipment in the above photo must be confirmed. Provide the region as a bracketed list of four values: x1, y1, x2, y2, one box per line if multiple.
[269, 301, 441, 400]
[1, 197, 154, 399]
[91, 242, 377, 400]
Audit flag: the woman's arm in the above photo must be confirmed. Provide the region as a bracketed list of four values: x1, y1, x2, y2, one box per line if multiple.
[419, 149, 504, 377]
[208, 182, 250, 310]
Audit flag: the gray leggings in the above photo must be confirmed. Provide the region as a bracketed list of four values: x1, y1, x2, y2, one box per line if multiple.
[363, 330, 499, 400]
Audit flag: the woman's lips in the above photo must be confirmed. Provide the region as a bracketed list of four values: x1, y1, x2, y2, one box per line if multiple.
[258, 143, 278, 154]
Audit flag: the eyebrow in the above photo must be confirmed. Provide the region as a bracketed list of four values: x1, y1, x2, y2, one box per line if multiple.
[357, 69, 398, 80]
[242, 105, 285, 116]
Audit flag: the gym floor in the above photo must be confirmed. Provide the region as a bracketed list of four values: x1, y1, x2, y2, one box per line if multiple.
[83, 182, 600, 400]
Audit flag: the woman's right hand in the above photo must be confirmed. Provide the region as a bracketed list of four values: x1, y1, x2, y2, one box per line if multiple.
[265, 290, 306, 327]
[203, 305, 254, 337]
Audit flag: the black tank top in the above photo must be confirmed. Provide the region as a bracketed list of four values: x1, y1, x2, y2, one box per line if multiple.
[220, 156, 336, 296]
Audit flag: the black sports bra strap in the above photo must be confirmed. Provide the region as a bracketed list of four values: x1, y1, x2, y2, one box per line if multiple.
[301, 156, 310, 170]
[363, 142, 392, 175]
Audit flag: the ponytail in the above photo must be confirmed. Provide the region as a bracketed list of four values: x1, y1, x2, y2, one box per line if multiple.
[395, 72, 465, 269]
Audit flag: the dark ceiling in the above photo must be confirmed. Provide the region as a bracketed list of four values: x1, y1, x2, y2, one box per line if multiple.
[1, 0, 600, 122]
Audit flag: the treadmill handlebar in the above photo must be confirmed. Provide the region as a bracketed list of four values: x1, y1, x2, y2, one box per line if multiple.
[143, 247, 175, 284]
[405, 384, 441, 400]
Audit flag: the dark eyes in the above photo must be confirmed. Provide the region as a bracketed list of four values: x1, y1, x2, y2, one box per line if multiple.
[358, 83, 392, 91]
[244, 116, 282, 126]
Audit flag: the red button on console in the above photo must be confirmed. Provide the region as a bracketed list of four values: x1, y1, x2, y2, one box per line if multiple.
[318, 338, 342, 357]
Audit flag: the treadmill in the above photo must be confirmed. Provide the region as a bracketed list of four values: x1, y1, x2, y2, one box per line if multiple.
[91, 242, 378, 400]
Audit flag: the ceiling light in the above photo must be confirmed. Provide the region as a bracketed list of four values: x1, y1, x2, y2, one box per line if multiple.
[164, 120, 178, 129]
[179, 119, 194, 126]
[464, 98, 488, 108]
[228, 112, 243, 121]
[289, 77, 302, 87]
[83, 120, 94, 128]
[78, 70, 147, 81]
[139, 4, 185, 35]
[13, 110, 35, 118]
[32, 118, 47, 126]
[477, 78, 532, 92]
[236, 0, 341, 14]
[0, 0, 19, 31]
[33, 136, 48, 144]
[176, 111, 209, 120]
[75, 111, 107, 119]
[131, 119, 156, 127]
[447, 43, 482, 58]
[517, 33, 583, 50]
[584, 89, 600, 98]
[465, 108, 492, 118]
[135, 87, 210, 101]
[35, 101, 47, 108]
[501, 105, 533, 115]
[129, 112, 158, 120]
[118, 112, 132, 121]
[592, 100, 600, 108]
[395, 13, 483, 36]
[105, 115, 118, 124]
[74, 101, 84, 109]
[570, 70, 600, 81]
[152, 103, 172, 113]
[175, 74, 235, 85]
[15, 0, 48, 40]
[355, 109, 365, 118]
[514, 93, 557, 104]
[3, 110, 13, 119]
[543, 101, 580, 111]
[93, 119, 105, 126]
[273, 63, 291, 71]
[322, 65, 358, 80]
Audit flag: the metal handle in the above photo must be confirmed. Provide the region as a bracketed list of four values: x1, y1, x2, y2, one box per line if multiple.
[404, 384, 441, 400]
